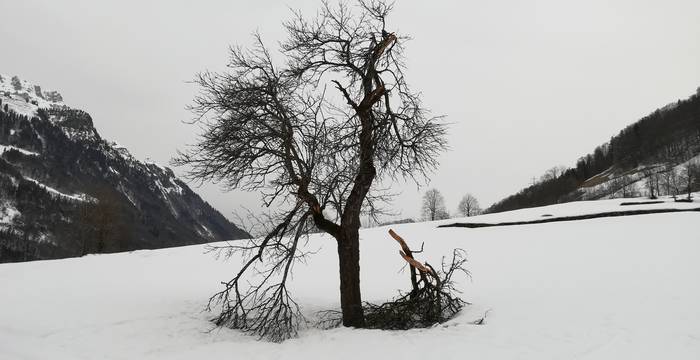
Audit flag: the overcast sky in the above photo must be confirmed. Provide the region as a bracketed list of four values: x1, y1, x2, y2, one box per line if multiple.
[1, 0, 699, 222]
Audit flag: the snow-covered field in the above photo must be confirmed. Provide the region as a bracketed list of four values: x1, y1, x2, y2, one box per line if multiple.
[452, 194, 700, 224]
[1, 197, 699, 359]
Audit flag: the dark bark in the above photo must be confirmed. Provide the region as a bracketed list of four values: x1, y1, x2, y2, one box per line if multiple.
[333, 83, 379, 325]
[336, 229, 365, 327]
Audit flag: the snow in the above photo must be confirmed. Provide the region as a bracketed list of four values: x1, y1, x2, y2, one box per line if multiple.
[109, 141, 134, 160]
[0, 74, 65, 111]
[120, 187, 138, 207]
[451, 193, 700, 225]
[24, 177, 92, 202]
[198, 223, 214, 238]
[0, 144, 40, 157]
[1, 198, 699, 359]
[0, 95, 39, 118]
[580, 156, 700, 201]
[0, 202, 20, 225]
[679, 153, 700, 167]
[146, 159, 169, 173]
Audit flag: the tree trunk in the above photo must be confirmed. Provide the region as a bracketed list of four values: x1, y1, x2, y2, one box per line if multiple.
[336, 229, 365, 327]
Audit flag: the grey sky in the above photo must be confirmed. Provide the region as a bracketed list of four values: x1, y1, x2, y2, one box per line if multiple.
[1, 0, 699, 222]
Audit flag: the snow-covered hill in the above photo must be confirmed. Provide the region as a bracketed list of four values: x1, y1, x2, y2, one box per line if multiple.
[1, 196, 698, 359]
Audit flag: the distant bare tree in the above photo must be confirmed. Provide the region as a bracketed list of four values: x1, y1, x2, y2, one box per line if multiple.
[659, 163, 680, 199]
[620, 175, 637, 198]
[457, 193, 481, 217]
[681, 159, 700, 200]
[539, 165, 567, 182]
[421, 189, 449, 221]
[607, 174, 637, 198]
[174, 0, 447, 341]
[642, 167, 660, 199]
[604, 176, 620, 198]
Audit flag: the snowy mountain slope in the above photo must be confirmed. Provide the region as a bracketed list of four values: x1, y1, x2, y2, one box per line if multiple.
[578, 153, 700, 201]
[1, 197, 698, 359]
[0, 74, 248, 262]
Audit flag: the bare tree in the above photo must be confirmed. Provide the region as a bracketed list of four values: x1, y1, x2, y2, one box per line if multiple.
[659, 163, 680, 199]
[421, 188, 449, 221]
[604, 176, 620, 198]
[174, 0, 446, 340]
[619, 175, 638, 198]
[681, 159, 700, 200]
[606, 174, 636, 198]
[457, 193, 481, 217]
[539, 165, 567, 182]
[642, 167, 660, 199]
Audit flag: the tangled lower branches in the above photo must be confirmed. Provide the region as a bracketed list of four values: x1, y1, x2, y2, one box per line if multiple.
[363, 247, 469, 329]
[318, 230, 470, 330]
[205, 207, 312, 343]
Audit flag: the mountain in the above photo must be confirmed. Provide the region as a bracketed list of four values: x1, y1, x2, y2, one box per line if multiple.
[0, 74, 248, 262]
[486, 87, 700, 213]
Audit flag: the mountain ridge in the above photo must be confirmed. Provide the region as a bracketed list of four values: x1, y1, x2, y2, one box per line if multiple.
[0, 74, 249, 262]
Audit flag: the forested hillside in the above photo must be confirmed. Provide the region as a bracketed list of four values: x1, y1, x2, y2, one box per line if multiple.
[487, 88, 700, 213]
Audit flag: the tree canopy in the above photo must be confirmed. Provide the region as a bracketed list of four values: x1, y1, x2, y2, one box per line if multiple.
[175, 0, 447, 341]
